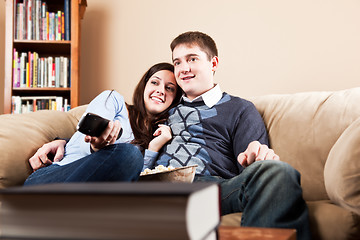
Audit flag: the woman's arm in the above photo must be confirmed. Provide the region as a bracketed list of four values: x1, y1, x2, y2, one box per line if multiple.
[143, 124, 173, 171]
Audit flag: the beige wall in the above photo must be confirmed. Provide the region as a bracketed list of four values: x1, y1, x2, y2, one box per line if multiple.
[1, 0, 360, 111]
[0, 1, 4, 114]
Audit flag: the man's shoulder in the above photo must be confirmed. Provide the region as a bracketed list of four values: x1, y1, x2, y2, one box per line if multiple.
[219, 92, 255, 108]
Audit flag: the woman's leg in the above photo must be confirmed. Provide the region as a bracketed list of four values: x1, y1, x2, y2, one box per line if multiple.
[24, 143, 143, 185]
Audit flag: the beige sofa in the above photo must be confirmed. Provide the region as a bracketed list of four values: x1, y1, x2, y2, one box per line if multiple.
[1, 88, 360, 240]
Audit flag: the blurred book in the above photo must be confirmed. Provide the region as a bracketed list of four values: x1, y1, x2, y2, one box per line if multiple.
[0, 182, 220, 240]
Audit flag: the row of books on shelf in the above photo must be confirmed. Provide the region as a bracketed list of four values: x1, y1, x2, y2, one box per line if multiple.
[13, 49, 70, 89]
[15, 0, 70, 41]
[12, 96, 70, 114]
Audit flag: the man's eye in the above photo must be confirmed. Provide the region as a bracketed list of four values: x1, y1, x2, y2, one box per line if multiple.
[174, 62, 180, 66]
[189, 58, 196, 62]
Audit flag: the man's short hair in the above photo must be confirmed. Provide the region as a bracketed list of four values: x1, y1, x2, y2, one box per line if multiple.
[170, 31, 218, 61]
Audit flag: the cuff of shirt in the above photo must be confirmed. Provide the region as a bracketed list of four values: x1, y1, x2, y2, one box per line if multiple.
[143, 149, 159, 170]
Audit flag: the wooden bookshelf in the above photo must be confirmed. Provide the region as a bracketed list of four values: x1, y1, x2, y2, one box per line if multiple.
[3, 0, 87, 114]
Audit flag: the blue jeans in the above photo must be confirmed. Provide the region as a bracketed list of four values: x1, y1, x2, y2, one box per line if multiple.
[194, 160, 311, 240]
[24, 143, 143, 185]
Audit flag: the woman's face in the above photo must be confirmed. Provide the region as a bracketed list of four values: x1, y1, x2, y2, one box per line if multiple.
[143, 70, 178, 115]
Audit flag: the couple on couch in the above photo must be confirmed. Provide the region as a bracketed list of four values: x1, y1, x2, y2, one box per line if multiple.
[24, 31, 311, 240]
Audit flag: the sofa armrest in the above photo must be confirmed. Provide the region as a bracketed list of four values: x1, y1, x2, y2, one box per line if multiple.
[324, 117, 360, 215]
[0, 110, 79, 188]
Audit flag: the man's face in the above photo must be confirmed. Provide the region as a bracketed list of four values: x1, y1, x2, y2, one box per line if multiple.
[172, 44, 218, 100]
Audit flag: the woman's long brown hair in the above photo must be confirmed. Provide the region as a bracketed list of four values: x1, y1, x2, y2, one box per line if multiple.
[126, 63, 182, 152]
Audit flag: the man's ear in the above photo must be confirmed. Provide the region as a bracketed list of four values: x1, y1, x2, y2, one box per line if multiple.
[211, 56, 219, 72]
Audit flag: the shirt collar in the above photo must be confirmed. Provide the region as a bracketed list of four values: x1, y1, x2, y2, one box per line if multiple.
[182, 84, 223, 108]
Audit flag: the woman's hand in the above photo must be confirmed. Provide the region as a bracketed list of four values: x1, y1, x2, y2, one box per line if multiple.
[84, 120, 122, 152]
[29, 139, 67, 171]
[148, 124, 172, 152]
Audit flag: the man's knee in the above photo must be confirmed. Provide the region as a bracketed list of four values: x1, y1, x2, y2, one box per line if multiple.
[245, 160, 301, 185]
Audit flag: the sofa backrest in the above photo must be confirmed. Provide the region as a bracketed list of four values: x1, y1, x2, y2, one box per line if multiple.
[251, 88, 360, 201]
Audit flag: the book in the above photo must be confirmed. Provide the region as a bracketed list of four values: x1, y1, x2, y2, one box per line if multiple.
[0, 182, 220, 240]
[64, 0, 70, 40]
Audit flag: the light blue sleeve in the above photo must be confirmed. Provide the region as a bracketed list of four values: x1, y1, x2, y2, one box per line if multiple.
[78, 90, 134, 156]
[142, 149, 158, 171]
[58, 90, 134, 166]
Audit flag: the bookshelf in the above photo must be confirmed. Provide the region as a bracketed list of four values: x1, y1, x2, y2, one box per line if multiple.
[3, 0, 87, 114]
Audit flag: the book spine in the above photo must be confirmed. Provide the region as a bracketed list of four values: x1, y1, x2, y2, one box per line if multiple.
[35, 0, 40, 40]
[61, 12, 65, 40]
[20, 53, 26, 88]
[33, 52, 38, 88]
[17, 55, 21, 88]
[12, 49, 17, 88]
[57, 11, 62, 41]
[55, 57, 60, 87]
[52, 62, 55, 87]
[27, 0, 32, 40]
[47, 57, 52, 87]
[23, 0, 28, 39]
[64, 0, 70, 40]
[46, 11, 49, 40]
[15, 3, 20, 39]
[63, 57, 68, 88]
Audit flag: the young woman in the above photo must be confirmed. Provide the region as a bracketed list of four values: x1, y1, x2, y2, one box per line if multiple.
[24, 62, 182, 185]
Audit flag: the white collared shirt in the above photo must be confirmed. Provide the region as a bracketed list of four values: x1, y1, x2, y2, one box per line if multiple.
[182, 84, 223, 108]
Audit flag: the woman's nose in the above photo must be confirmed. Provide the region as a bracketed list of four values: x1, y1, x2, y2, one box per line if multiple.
[156, 88, 164, 95]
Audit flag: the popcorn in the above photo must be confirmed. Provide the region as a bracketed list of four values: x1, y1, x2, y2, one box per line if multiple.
[140, 165, 175, 176]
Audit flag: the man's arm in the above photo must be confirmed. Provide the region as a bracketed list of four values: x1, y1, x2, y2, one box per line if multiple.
[232, 101, 279, 168]
[29, 139, 67, 171]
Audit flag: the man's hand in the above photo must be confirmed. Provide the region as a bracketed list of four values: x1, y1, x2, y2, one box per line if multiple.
[84, 120, 121, 152]
[148, 124, 172, 152]
[29, 139, 67, 171]
[237, 141, 280, 168]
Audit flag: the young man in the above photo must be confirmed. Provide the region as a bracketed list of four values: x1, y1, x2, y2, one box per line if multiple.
[151, 31, 311, 240]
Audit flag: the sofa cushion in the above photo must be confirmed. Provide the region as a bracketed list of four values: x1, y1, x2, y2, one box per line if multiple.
[68, 105, 87, 122]
[220, 200, 360, 240]
[0, 110, 79, 188]
[251, 88, 360, 201]
[307, 200, 360, 240]
[324, 117, 360, 215]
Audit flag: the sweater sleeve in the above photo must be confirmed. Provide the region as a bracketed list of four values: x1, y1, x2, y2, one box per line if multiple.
[232, 101, 269, 172]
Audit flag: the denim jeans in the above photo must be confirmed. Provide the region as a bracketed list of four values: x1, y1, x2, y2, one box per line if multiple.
[194, 160, 311, 240]
[24, 143, 143, 185]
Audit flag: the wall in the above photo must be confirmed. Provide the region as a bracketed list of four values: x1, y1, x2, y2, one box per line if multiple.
[1, 0, 360, 111]
[0, 1, 4, 114]
[79, 0, 360, 105]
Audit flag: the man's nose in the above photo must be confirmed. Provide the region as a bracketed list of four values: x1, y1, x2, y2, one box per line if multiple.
[178, 62, 190, 73]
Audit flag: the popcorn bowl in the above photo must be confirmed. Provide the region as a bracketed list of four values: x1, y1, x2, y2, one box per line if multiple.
[139, 165, 198, 183]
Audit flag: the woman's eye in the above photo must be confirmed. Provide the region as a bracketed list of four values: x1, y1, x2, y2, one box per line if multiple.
[190, 58, 196, 62]
[151, 80, 158, 85]
[166, 86, 175, 92]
